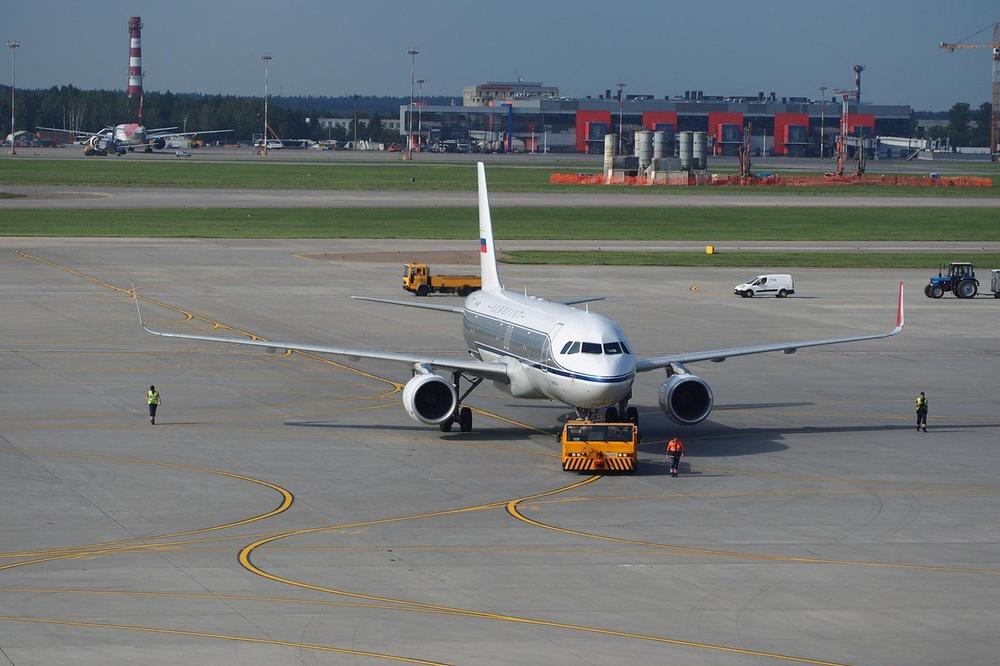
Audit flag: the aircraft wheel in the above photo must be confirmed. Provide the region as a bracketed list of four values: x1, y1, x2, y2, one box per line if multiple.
[626, 406, 639, 426]
[604, 406, 619, 422]
[459, 407, 472, 432]
[439, 419, 452, 432]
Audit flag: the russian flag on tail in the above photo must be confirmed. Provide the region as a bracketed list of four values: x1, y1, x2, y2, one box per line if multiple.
[480, 238, 488, 254]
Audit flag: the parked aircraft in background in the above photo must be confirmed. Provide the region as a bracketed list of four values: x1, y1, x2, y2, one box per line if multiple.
[39, 123, 233, 156]
[134, 162, 904, 434]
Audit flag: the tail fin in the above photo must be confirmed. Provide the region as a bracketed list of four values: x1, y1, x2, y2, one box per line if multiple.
[477, 162, 503, 293]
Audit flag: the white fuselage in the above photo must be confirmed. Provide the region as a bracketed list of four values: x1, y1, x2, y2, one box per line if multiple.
[462, 289, 635, 409]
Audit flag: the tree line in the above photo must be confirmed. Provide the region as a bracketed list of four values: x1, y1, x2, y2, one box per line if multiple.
[913, 102, 993, 147]
[0, 85, 432, 143]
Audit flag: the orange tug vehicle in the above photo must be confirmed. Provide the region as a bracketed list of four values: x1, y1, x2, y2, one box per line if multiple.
[560, 419, 638, 473]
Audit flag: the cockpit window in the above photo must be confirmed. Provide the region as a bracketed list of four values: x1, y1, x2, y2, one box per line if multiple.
[581, 342, 602, 354]
[560, 341, 573, 354]
[603, 342, 623, 355]
[619, 341, 631, 354]
[567, 341, 580, 354]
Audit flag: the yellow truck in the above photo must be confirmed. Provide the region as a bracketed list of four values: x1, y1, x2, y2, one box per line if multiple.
[403, 263, 481, 297]
[560, 419, 638, 473]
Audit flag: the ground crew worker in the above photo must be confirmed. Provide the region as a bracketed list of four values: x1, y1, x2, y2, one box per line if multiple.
[147, 385, 161, 425]
[666, 437, 685, 477]
[915, 391, 928, 432]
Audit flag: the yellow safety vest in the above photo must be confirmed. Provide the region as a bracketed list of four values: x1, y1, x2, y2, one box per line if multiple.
[147, 390, 160, 405]
[915, 396, 927, 411]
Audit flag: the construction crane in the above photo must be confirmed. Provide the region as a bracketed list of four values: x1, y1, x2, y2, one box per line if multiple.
[833, 88, 866, 177]
[940, 22, 1000, 154]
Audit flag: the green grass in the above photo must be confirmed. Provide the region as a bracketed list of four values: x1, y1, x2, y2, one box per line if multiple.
[4, 206, 1000, 240]
[502, 250, 1000, 269]
[0, 159, 997, 196]
[0, 192, 25, 199]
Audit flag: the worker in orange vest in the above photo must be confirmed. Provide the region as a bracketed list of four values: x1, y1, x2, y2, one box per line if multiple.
[666, 437, 685, 477]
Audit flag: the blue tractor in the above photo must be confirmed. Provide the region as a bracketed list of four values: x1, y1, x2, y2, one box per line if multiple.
[924, 262, 979, 299]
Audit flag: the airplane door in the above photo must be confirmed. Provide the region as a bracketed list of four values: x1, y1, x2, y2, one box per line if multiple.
[542, 323, 563, 373]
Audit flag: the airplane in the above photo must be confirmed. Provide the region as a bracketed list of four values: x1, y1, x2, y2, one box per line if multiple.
[39, 123, 234, 156]
[134, 162, 904, 434]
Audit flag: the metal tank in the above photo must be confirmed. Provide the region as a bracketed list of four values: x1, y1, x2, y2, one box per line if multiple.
[693, 131, 708, 170]
[653, 131, 668, 160]
[678, 131, 693, 171]
[603, 134, 616, 177]
[635, 131, 652, 173]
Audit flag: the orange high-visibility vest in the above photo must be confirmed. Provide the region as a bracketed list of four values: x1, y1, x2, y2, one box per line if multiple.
[666, 439, 685, 454]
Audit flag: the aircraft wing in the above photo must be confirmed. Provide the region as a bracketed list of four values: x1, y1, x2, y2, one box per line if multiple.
[352, 296, 465, 314]
[36, 126, 106, 138]
[636, 282, 904, 372]
[146, 129, 235, 139]
[133, 289, 508, 382]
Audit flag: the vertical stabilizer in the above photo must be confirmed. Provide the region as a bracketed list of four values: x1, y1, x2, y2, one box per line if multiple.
[477, 162, 503, 293]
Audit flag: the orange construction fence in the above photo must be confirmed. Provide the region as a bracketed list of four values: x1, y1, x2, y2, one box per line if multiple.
[549, 172, 993, 188]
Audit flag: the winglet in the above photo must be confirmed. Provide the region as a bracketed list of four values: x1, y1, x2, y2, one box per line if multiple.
[477, 162, 503, 293]
[130, 281, 156, 335]
[893, 281, 905, 334]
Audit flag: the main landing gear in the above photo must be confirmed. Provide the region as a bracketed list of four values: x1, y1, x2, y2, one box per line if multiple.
[439, 370, 484, 433]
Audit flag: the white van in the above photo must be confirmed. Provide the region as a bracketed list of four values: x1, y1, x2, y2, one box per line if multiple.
[734, 274, 794, 298]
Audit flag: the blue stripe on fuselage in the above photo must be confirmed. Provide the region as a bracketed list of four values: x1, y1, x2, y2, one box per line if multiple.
[475, 342, 634, 385]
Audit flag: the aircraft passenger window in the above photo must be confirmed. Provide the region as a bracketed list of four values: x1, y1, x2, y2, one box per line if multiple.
[567, 341, 580, 354]
[581, 342, 602, 354]
[560, 341, 573, 354]
[619, 341, 631, 354]
[603, 342, 622, 355]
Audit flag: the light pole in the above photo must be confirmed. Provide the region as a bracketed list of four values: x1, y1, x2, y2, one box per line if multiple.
[617, 81, 626, 155]
[407, 48, 419, 159]
[261, 52, 272, 156]
[7, 40, 19, 156]
[353, 94, 358, 149]
[417, 78, 424, 152]
[818, 85, 828, 159]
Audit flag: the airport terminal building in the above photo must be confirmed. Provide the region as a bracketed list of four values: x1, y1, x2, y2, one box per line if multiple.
[401, 81, 912, 156]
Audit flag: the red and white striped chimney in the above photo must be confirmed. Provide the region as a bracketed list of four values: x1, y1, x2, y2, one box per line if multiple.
[128, 16, 143, 120]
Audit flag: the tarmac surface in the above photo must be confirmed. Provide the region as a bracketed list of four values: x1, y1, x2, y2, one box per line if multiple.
[6, 146, 998, 176]
[2, 238, 999, 665]
[2, 186, 1000, 210]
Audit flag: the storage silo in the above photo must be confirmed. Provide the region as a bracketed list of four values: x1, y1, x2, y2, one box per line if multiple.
[692, 131, 708, 170]
[678, 131, 693, 171]
[604, 134, 616, 177]
[635, 131, 652, 173]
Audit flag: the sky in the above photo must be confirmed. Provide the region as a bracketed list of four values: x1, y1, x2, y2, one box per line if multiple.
[2, 1, 998, 110]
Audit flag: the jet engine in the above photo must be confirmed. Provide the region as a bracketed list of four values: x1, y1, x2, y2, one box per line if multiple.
[152, 137, 166, 150]
[402, 373, 457, 425]
[658, 374, 714, 425]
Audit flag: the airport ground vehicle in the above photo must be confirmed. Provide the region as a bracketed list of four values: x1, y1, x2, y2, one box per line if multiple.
[560, 419, 638, 472]
[734, 274, 795, 298]
[924, 262, 979, 299]
[992, 270, 1000, 298]
[403, 263, 481, 297]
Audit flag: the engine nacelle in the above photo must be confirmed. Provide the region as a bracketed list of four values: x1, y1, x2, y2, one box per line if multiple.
[153, 137, 166, 150]
[658, 374, 714, 425]
[402, 373, 457, 425]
